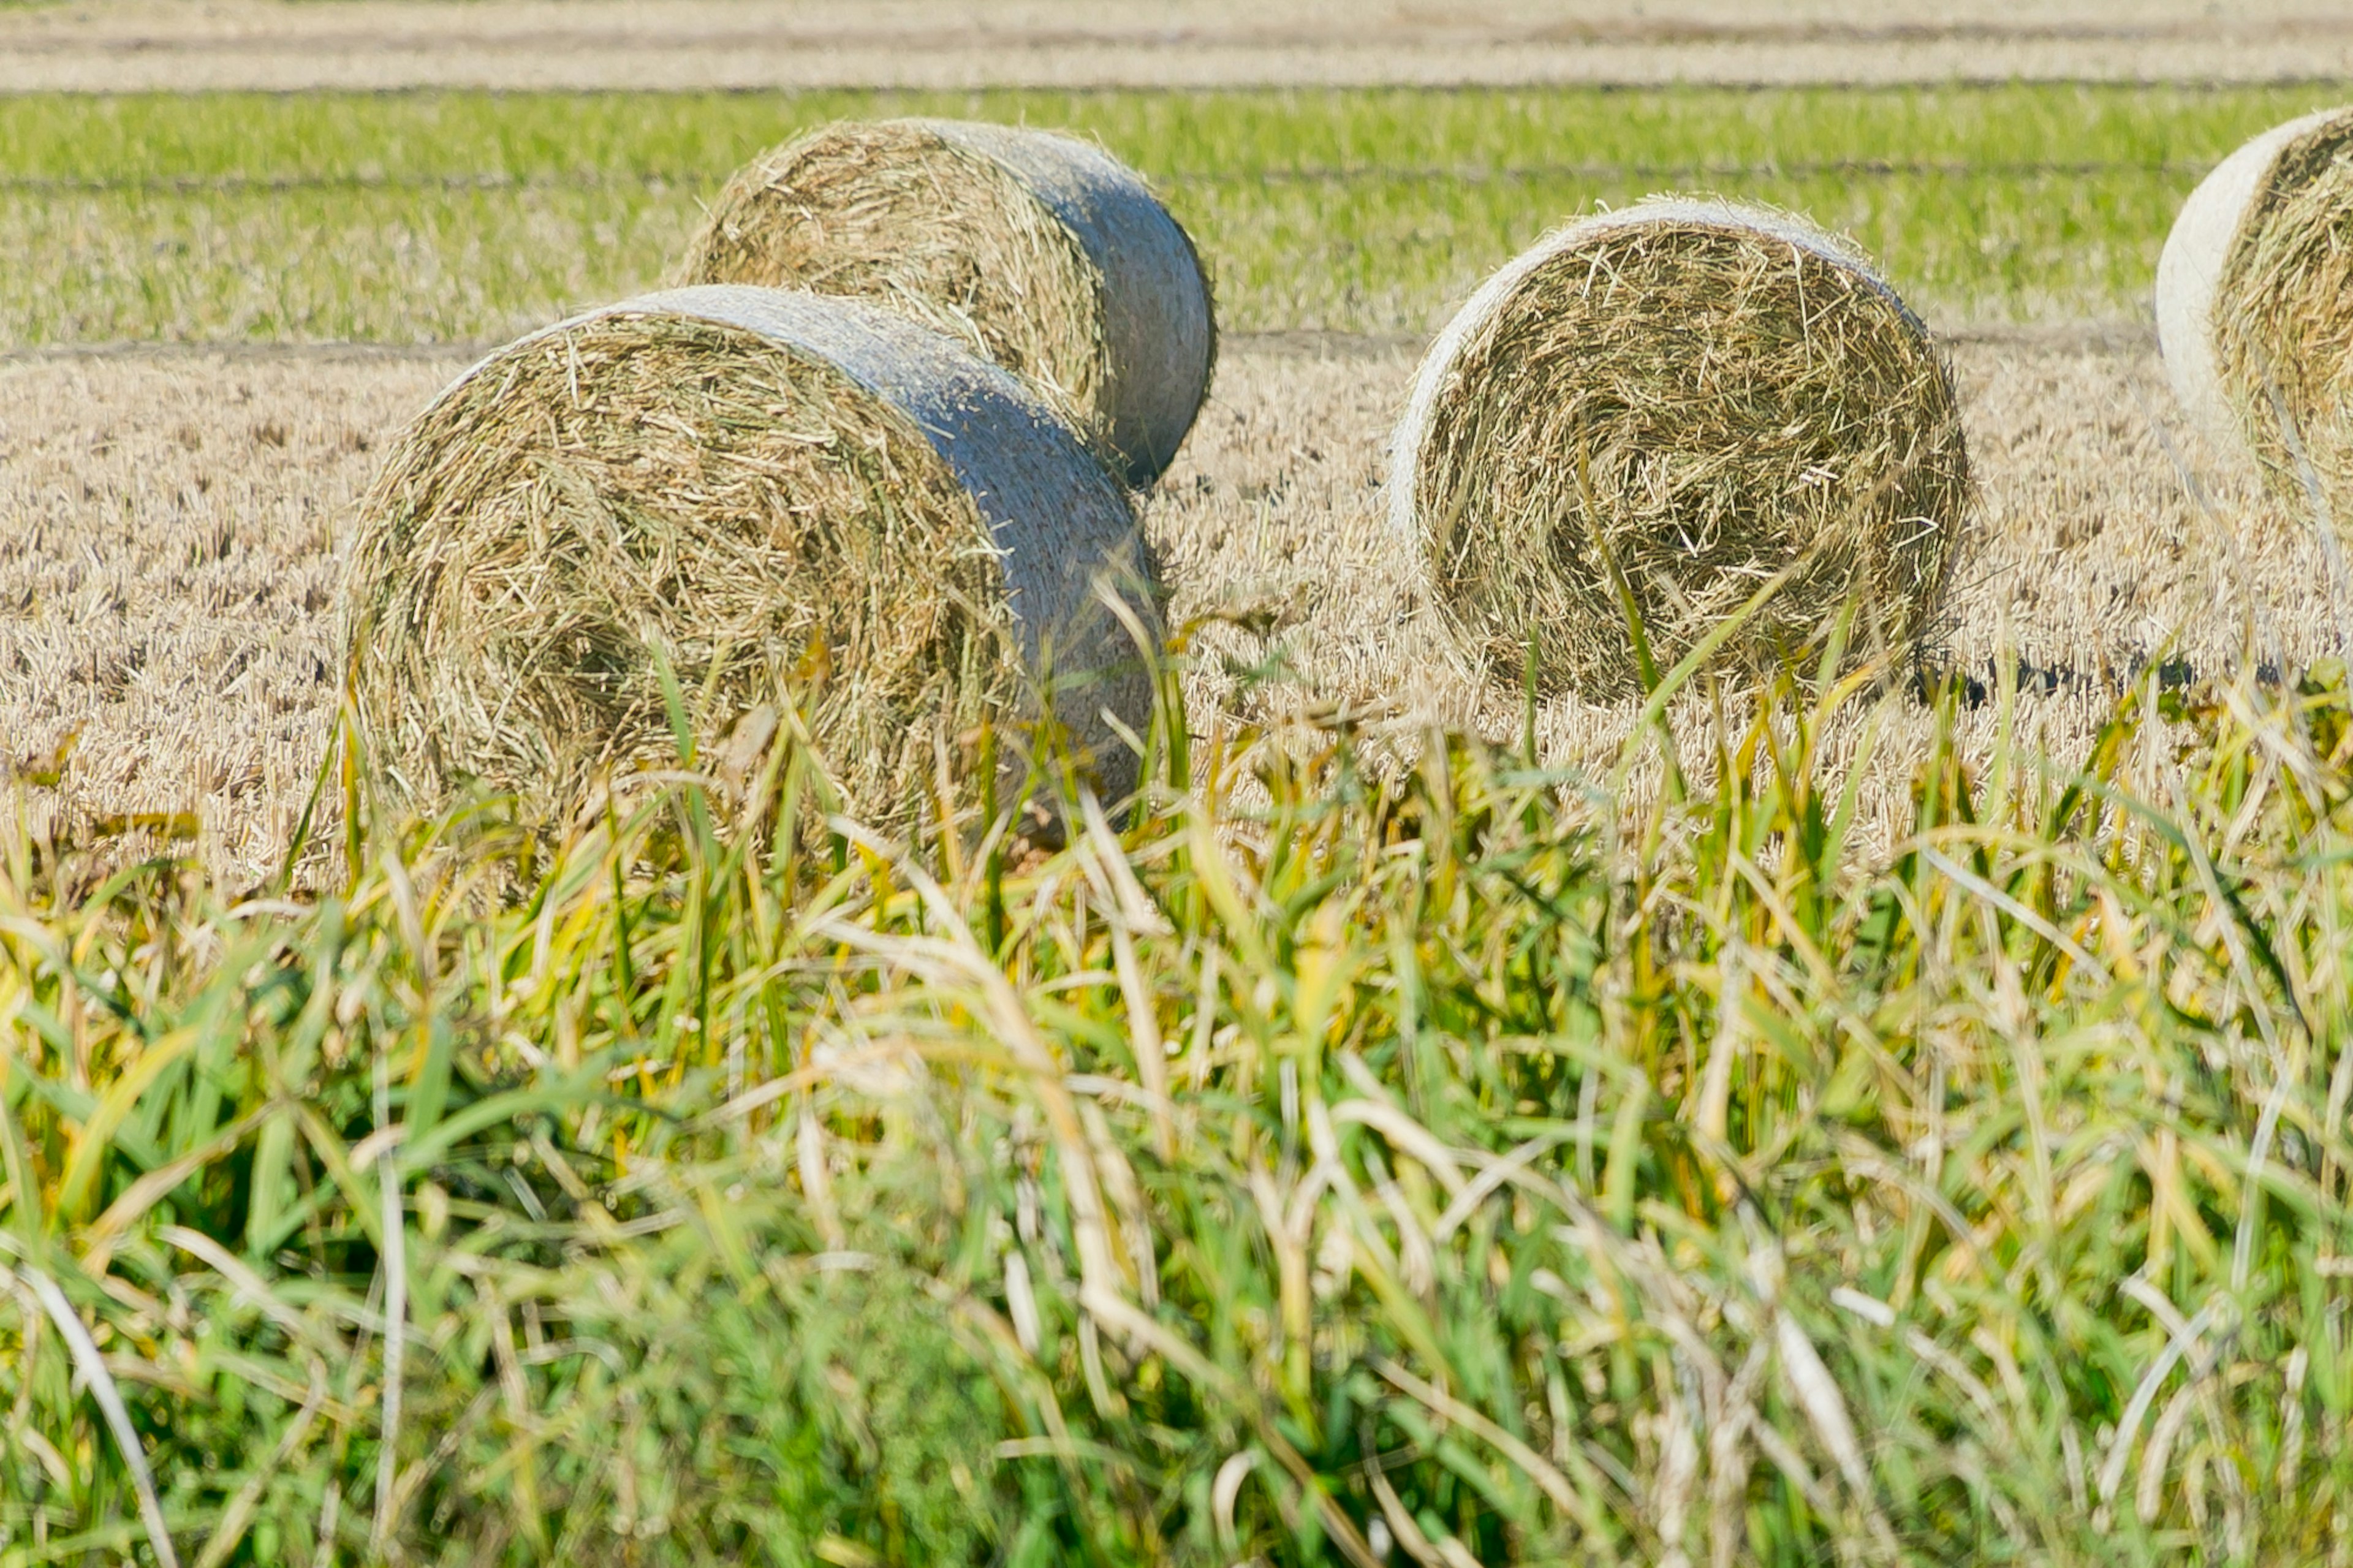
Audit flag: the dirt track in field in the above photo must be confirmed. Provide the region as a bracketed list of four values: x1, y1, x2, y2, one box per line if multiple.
[4, 1, 2353, 91]
[1, 329, 2333, 882]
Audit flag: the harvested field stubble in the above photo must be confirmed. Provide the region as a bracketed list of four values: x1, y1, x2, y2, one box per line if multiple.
[2, 332, 2336, 879]
[7, 0, 2353, 90]
[2159, 105, 2353, 507]
[343, 287, 1153, 840]
[1155, 328, 2330, 846]
[1392, 199, 1971, 700]
[682, 119, 1215, 485]
[0, 349, 458, 881]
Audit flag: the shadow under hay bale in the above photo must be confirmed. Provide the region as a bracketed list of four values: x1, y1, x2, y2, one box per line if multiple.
[341, 285, 1156, 841]
[2158, 105, 2353, 507]
[680, 118, 1216, 490]
[1917, 655, 2258, 710]
[1389, 196, 1973, 702]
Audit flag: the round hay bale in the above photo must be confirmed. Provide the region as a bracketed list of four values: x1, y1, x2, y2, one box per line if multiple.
[678, 118, 1215, 490]
[1388, 197, 1972, 700]
[2156, 106, 2353, 494]
[343, 284, 1155, 837]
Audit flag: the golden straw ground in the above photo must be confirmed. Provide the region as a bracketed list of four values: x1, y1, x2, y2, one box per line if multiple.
[2159, 105, 2353, 509]
[3, 330, 2335, 881]
[8, 2, 2353, 91]
[1390, 197, 1973, 701]
[1154, 327, 2327, 852]
[681, 119, 1216, 487]
[342, 286, 1154, 841]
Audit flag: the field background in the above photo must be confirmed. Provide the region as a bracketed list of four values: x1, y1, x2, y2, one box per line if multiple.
[7, 1, 2353, 89]
[8, 77, 2353, 881]
[2, 84, 2350, 343]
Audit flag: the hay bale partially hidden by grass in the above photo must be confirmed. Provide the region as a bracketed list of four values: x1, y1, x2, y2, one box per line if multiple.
[2157, 106, 2353, 501]
[679, 119, 1215, 489]
[343, 285, 1154, 838]
[1389, 196, 1972, 700]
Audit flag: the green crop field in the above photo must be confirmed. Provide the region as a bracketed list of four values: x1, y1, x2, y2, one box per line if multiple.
[13, 654, 2353, 1567]
[2, 82, 2351, 346]
[14, 79, 2353, 1568]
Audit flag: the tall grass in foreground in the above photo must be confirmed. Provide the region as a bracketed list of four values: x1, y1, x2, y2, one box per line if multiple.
[6, 659, 2353, 1565]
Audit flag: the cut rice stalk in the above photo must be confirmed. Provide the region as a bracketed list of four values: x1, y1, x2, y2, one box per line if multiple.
[680, 118, 1216, 488]
[342, 284, 1156, 839]
[2158, 105, 2353, 504]
[1389, 196, 1973, 700]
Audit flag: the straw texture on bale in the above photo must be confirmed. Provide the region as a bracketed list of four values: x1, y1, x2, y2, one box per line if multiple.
[1389, 197, 1972, 699]
[2156, 105, 2353, 499]
[680, 118, 1216, 488]
[343, 285, 1154, 836]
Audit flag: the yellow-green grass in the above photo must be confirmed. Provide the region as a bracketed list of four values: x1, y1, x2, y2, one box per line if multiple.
[6, 651, 2353, 1566]
[1, 82, 2350, 344]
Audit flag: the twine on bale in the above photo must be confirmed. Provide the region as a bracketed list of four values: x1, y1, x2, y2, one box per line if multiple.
[680, 118, 1216, 488]
[341, 286, 1156, 841]
[2158, 106, 2353, 502]
[1389, 196, 1972, 700]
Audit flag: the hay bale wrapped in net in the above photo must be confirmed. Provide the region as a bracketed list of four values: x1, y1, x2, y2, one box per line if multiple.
[1389, 197, 1972, 700]
[2157, 106, 2353, 498]
[679, 118, 1214, 489]
[343, 285, 1155, 836]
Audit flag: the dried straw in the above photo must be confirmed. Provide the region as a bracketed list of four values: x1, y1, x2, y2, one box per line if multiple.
[342, 286, 1154, 838]
[2157, 106, 2353, 501]
[1389, 197, 1972, 700]
[679, 118, 1216, 488]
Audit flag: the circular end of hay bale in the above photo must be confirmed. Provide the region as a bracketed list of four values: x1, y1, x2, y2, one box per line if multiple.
[1388, 197, 1972, 700]
[680, 118, 1216, 490]
[343, 285, 1156, 836]
[2156, 106, 2353, 493]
